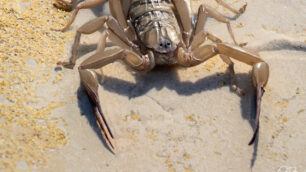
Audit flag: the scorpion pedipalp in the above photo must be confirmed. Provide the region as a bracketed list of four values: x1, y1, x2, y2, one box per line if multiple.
[79, 69, 114, 149]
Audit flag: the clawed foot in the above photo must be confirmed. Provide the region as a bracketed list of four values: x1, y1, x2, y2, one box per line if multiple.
[239, 42, 248, 47]
[239, 3, 248, 13]
[53, 0, 73, 11]
[57, 60, 75, 69]
[231, 85, 246, 95]
[231, 3, 248, 20]
[52, 0, 74, 32]
[227, 64, 246, 95]
[51, 27, 68, 32]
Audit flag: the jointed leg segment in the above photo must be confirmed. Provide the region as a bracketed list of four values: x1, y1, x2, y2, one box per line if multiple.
[58, 15, 138, 68]
[215, 0, 247, 16]
[174, 0, 246, 46]
[60, 0, 107, 32]
[57, 0, 137, 41]
[195, 4, 242, 45]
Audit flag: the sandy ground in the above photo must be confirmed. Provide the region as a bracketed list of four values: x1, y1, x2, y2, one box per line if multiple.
[1, 0, 305, 171]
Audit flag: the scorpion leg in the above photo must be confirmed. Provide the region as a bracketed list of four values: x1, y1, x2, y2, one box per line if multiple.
[58, 16, 138, 68]
[216, 43, 269, 145]
[109, 0, 128, 28]
[192, 3, 208, 38]
[176, 44, 217, 67]
[215, 0, 247, 17]
[109, 0, 136, 41]
[195, 5, 240, 45]
[53, 0, 74, 11]
[60, 0, 107, 32]
[57, 16, 109, 68]
[219, 55, 245, 95]
[205, 32, 245, 95]
[172, 0, 192, 46]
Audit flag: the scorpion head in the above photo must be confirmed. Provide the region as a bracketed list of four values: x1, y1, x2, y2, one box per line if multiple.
[142, 23, 180, 54]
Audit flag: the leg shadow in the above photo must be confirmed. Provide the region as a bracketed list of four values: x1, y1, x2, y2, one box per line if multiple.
[236, 73, 259, 168]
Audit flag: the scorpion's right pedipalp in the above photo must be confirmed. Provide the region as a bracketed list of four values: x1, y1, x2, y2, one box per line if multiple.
[217, 43, 269, 145]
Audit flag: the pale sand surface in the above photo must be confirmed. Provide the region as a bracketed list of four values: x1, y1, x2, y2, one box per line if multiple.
[1, 0, 305, 171]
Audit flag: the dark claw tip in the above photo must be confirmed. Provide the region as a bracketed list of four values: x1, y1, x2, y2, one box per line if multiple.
[248, 124, 259, 146]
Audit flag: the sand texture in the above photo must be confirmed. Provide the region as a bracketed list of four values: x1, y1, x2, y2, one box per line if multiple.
[0, 0, 305, 171]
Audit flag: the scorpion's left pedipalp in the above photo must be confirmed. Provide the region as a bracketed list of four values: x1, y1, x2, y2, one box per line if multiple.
[79, 69, 114, 149]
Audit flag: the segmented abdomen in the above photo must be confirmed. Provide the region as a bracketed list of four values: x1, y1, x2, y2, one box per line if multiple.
[128, 0, 180, 38]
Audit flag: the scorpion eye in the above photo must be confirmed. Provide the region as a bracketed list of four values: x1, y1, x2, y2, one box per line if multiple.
[158, 39, 173, 49]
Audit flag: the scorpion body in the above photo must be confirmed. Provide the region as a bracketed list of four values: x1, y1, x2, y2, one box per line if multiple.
[129, 0, 180, 65]
[55, 0, 269, 149]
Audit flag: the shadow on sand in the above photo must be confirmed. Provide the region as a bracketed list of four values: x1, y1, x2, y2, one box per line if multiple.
[75, 65, 259, 166]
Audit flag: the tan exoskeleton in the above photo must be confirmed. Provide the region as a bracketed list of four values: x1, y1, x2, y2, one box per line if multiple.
[55, 0, 269, 149]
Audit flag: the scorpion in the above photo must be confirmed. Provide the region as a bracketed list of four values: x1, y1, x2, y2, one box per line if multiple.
[55, 0, 269, 149]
